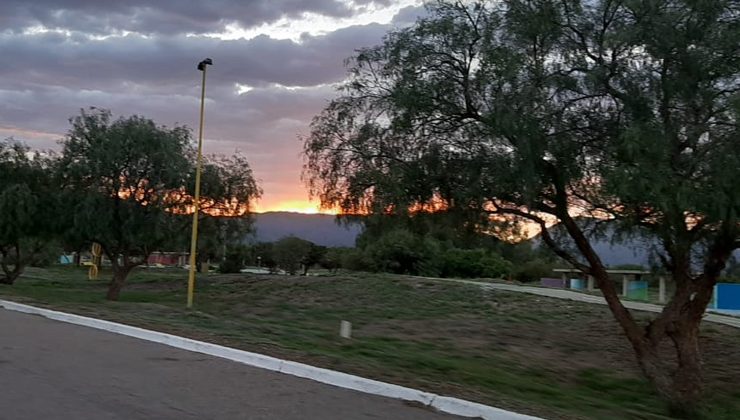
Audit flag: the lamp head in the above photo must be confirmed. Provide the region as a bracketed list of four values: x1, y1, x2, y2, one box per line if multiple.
[197, 58, 213, 71]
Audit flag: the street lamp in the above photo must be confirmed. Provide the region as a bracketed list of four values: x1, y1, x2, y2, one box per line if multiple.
[187, 57, 213, 308]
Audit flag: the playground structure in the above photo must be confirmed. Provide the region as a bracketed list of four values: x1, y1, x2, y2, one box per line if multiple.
[545, 269, 740, 310]
[548, 268, 658, 301]
[88, 242, 102, 280]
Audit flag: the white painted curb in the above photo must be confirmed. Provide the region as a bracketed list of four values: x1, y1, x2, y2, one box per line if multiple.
[0, 299, 542, 420]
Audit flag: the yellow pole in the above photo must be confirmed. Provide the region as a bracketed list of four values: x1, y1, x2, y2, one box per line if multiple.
[187, 61, 209, 308]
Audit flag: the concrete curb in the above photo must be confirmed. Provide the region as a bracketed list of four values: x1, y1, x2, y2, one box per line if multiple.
[0, 299, 542, 420]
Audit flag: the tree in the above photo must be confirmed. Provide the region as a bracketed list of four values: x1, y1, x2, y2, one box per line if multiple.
[218, 245, 252, 274]
[59, 109, 192, 300]
[0, 140, 59, 284]
[439, 248, 513, 279]
[252, 242, 277, 271]
[301, 243, 327, 275]
[167, 153, 262, 271]
[60, 108, 260, 300]
[363, 228, 430, 275]
[193, 153, 261, 268]
[320, 247, 346, 272]
[303, 0, 740, 413]
[272, 236, 313, 275]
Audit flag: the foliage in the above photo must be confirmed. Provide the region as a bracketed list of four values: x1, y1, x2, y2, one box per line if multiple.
[319, 247, 346, 272]
[302, 0, 740, 410]
[59, 108, 259, 300]
[357, 211, 508, 250]
[272, 236, 314, 275]
[512, 259, 557, 283]
[191, 153, 261, 266]
[439, 248, 513, 279]
[0, 139, 60, 284]
[251, 242, 277, 271]
[363, 228, 427, 275]
[301, 243, 327, 275]
[218, 254, 243, 274]
[340, 248, 377, 272]
[59, 108, 192, 300]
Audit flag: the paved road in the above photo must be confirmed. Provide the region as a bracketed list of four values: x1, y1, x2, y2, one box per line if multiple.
[0, 309, 458, 420]
[424, 277, 740, 329]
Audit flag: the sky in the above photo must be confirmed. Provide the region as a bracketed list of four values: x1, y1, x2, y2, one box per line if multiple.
[0, 0, 426, 213]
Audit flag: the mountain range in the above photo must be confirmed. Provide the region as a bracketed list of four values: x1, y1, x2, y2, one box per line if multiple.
[251, 212, 738, 267]
[251, 212, 362, 247]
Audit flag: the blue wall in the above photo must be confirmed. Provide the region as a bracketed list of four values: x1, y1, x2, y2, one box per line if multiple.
[715, 283, 740, 310]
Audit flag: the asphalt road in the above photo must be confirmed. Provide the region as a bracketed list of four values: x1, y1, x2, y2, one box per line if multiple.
[0, 309, 458, 420]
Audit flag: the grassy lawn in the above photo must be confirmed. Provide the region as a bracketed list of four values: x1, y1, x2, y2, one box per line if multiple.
[3, 266, 740, 419]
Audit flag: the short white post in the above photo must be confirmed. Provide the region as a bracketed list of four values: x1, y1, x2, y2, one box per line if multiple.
[658, 276, 666, 304]
[339, 320, 352, 339]
[561, 272, 568, 288]
[587, 275, 595, 291]
[622, 275, 630, 297]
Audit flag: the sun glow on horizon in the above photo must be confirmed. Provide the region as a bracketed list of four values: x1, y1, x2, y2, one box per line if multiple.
[256, 200, 338, 215]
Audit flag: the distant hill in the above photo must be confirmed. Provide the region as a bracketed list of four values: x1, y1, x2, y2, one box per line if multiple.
[251, 212, 362, 247]
[250, 213, 738, 267]
[530, 220, 740, 268]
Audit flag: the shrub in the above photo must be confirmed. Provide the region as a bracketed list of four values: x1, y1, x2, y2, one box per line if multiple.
[218, 256, 242, 274]
[439, 248, 513, 279]
[341, 248, 377, 272]
[512, 258, 556, 283]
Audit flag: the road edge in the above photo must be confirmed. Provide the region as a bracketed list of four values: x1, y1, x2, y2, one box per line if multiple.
[0, 299, 542, 420]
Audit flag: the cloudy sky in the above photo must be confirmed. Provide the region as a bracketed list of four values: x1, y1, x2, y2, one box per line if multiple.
[0, 0, 425, 213]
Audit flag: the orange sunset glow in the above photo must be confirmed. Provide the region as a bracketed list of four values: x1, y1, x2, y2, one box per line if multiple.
[255, 199, 338, 214]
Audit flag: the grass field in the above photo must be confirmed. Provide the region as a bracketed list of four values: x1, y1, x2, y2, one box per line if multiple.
[3, 266, 740, 419]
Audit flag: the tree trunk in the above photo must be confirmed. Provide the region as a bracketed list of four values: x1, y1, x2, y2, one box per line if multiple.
[106, 265, 132, 301]
[0, 274, 18, 285]
[635, 320, 703, 418]
[0, 262, 23, 285]
[631, 280, 712, 418]
[563, 219, 705, 416]
[668, 326, 703, 417]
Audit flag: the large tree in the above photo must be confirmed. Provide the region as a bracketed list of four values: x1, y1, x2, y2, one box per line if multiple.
[60, 108, 260, 300]
[60, 109, 192, 300]
[192, 154, 261, 269]
[273, 236, 314, 275]
[303, 0, 740, 413]
[0, 140, 59, 284]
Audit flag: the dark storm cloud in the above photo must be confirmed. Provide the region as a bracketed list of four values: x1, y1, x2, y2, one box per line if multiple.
[0, 0, 393, 35]
[0, 0, 415, 210]
[0, 22, 389, 93]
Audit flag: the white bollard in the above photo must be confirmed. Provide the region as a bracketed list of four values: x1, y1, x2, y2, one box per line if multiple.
[339, 320, 352, 339]
[587, 275, 595, 292]
[622, 275, 630, 297]
[659, 276, 666, 304]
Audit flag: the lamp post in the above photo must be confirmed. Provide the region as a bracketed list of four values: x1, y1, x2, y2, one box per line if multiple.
[187, 58, 212, 308]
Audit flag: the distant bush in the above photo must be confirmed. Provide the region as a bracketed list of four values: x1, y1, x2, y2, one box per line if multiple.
[218, 256, 242, 274]
[320, 247, 346, 272]
[341, 248, 377, 272]
[439, 248, 513, 279]
[364, 229, 425, 274]
[273, 236, 313, 275]
[512, 258, 556, 283]
[478, 253, 514, 278]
